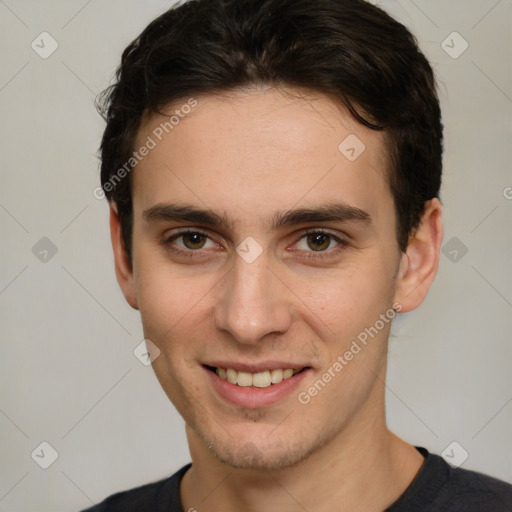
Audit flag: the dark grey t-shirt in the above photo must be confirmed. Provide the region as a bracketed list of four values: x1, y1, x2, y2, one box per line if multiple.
[81, 448, 512, 511]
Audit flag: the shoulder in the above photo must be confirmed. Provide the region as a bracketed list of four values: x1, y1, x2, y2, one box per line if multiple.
[390, 448, 512, 511]
[440, 463, 512, 510]
[416, 448, 512, 511]
[78, 464, 190, 512]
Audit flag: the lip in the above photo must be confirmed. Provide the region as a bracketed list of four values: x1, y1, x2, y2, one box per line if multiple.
[204, 360, 310, 373]
[204, 365, 312, 408]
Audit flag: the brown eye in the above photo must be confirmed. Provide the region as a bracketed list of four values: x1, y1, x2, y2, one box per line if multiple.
[164, 230, 218, 255]
[182, 232, 208, 249]
[306, 232, 332, 251]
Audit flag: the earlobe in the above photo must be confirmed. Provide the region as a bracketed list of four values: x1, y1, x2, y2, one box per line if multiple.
[109, 204, 138, 310]
[394, 199, 443, 313]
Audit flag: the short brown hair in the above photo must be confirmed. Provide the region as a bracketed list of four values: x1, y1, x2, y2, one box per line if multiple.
[97, 0, 443, 260]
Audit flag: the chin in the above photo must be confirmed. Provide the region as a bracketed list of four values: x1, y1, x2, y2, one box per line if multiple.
[197, 425, 330, 472]
[215, 442, 311, 471]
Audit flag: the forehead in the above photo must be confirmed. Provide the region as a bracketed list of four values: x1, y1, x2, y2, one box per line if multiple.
[132, 86, 393, 227]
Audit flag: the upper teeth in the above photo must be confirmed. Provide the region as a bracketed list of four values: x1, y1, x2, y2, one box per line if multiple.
[216, 367, 299, 388]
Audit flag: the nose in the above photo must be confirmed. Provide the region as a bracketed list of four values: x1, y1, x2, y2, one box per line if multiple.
[214, 253, 293, 345]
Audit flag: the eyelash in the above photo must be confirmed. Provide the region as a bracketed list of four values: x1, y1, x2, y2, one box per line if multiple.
[163, 229, 219, 260]
[295, 229, 348, 260]
[163, 228, 348, 260]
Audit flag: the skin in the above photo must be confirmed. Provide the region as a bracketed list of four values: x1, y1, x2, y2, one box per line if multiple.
[110, 86, 443, 511]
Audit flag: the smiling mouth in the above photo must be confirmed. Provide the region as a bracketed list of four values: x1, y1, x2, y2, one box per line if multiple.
[204, 365, 307, 388]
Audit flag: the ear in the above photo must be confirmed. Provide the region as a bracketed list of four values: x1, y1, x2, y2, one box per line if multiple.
[394, 198, 443, 313]
[110, 204, 138, 310]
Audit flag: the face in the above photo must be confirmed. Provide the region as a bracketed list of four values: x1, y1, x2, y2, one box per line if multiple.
[119, 87, 407, 470]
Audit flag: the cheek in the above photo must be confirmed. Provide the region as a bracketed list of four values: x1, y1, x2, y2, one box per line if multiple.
[133, 250, 207, 342]
[293, 258, 395, 337]
[294, 267, 393, 408]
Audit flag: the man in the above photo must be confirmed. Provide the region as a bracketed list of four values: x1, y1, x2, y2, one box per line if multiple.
[84, 0, 512, 510]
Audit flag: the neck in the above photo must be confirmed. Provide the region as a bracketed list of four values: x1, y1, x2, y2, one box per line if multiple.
[181, 409, 423, 511]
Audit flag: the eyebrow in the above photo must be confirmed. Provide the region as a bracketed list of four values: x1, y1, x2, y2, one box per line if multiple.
[142, 202, 372, 230]
[269, 204, 371, 230]
[143, 204, 231, 229]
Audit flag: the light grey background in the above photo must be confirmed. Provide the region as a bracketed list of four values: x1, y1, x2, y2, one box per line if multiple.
[0, 1, 511, 510]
